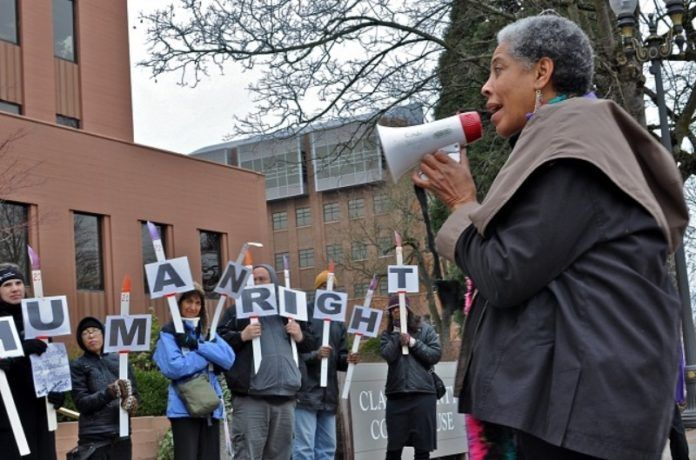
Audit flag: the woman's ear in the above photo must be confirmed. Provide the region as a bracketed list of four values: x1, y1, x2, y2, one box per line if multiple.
[534, 57, 555, 91]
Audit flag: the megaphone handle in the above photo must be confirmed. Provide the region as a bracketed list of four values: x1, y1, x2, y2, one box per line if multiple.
[413, 184, 443, 280]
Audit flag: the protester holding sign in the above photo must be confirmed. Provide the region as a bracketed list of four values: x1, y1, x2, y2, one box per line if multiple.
[380, 295, 441, 460]
[153, 283, 234, 460]
[0, 264, 62, 460]
[218, 264, 317, 460]
[70, 316, 139, 459]
[293, 270, 359, 460]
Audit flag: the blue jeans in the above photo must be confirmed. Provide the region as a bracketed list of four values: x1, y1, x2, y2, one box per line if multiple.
[293, 407, 336, 460]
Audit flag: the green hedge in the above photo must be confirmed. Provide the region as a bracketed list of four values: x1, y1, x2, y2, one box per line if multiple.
[133, 367, 169, 416]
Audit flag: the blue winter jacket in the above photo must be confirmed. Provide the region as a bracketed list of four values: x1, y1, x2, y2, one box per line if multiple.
[153, 320, 235, 419]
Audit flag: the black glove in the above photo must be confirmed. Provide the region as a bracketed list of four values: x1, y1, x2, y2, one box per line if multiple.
[174, 333, 198, 350]
[22, 339, 48, 356]
[47, 391, 65, 409]
[0, 358, 13, 372]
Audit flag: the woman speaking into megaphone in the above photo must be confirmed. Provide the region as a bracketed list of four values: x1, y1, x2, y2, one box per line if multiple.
[412, 13, 687, 460]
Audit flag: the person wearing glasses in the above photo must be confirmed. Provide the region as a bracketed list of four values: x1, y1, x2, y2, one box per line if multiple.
[70, 316, 139, 459]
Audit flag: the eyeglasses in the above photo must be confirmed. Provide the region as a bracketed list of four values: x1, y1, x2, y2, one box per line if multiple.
[81, 327, 101, 338]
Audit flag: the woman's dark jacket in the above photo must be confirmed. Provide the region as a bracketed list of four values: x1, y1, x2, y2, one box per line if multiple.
[379, 322, 441, 395]
[296, 305, 348, 412]
[0, 301, 56, 460]
[70, 352, 139, 440]
[435, 98, 688, 460]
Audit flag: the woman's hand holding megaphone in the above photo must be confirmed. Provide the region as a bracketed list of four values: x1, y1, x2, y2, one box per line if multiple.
[412, 147, 477, 211]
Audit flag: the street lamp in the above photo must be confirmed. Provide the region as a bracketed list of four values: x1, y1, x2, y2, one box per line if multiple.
[609, 0, 696, 426]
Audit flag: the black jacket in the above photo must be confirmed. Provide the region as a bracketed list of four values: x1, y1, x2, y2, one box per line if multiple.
[452, 161, 681, 460]
[296, 308, 348, 412]
[380, 322, 441, 396]
[0, 301, 56, 460]
[70, 352, 139, 440]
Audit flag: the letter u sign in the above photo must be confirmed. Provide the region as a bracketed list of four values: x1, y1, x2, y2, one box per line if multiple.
[21, 296, 71, 338]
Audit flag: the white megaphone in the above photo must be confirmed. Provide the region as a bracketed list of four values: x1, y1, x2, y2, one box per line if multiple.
[377, 111, 482, 182]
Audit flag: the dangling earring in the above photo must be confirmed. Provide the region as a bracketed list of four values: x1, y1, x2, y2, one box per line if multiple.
[533, 89, 543, 114]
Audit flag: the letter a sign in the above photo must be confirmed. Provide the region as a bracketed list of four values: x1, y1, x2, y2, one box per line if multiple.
[145, 256, 194, 299]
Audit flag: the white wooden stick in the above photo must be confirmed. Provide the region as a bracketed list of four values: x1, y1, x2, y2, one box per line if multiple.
[147, 222, 184, 333]
[283, 261, 298, 366]
[208, 295, 227, 341]
[341, 334, 362, 399]
[251, 316, 262, 373]
[399, 292, 409, 355]
[320, 319, 331, 387]
[0, 370, 29, 455]
[119, 353, 129, 437]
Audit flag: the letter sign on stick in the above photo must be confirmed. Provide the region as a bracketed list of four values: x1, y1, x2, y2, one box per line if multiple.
[0, 319, 29, 456]
[387, 265, 419, 293]
[21, 296, 71, 339]
[103, 315, 152, 353]
[236, 285, 278, 319]
[145, 257, 195, 298]
[347, 306, 383, 337]
[278, 286, 308, 322]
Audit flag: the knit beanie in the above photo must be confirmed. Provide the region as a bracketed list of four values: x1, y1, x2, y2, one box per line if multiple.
[314, 270, 338, 289]
[387, 293, 411, 310]
[0, 267, 24, 286]
[76, 316, 104, 352]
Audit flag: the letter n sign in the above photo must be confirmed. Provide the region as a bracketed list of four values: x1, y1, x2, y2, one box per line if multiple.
[103, 315, 152, 353]
[0, 317, 24, 358]
[145, 256, 194, 299]
[21, 296, 71, 339]
[214, 262, 251, 299]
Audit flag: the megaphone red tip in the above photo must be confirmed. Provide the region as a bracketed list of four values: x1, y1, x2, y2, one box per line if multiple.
[459, 112, 482, 143]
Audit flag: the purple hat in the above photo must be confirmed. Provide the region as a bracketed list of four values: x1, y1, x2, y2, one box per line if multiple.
[387, 294, 411, 310]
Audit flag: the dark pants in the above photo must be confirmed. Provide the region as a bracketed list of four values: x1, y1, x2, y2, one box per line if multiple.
[170, 417, 220, 460]
[517, 432, 602, 460]
[89, 438, 132, 460]
[386, 448, 430, 460]
[670, 404, 690, 460]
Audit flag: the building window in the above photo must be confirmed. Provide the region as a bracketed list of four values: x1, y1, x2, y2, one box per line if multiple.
[0, 0, 18, 44]
[348, 198, 365, 219]
[296, 207, 311, 227]
[74, 213, 103, 291]
[323, 203, 340, 223]
[272, 211, 288, 231]
[200, 230, 222, 296]
[354, 283, 368, 298]
[56, 115, 80, 129]
[0, 201, 29, 279]
[325, 244, 342, 264]
[351, 242, 367, 261]
[377, 236, 392, 257]
[275, 252, 289, 272]
[0, 100, 20, 114]
[373, 194, 390, 214]
[298, 248, 314, 269]
[53, 0, 76, 62]
[141, 222, 167, 294]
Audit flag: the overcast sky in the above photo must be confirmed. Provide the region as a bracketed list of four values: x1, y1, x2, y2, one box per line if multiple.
[127, 0, 259, 154]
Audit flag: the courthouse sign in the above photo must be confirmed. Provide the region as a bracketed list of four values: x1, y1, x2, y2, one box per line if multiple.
[346, 362, 467, 459]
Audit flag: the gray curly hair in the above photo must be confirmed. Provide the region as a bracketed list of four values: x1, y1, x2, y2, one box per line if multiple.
[497, 14, 594, 96]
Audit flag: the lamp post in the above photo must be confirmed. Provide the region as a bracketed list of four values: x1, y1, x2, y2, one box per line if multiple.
[609, 0, 696, 425]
